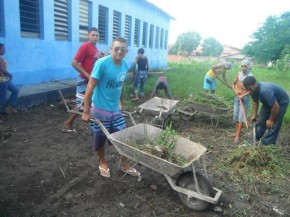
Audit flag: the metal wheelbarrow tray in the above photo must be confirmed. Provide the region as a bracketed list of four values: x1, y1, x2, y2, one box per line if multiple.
[110, 123, 206, 176]
[178, 101, 232, 126]
[138, 97, 179, 128]
[190, 101, 230, 115]
[106, 123, 222, 211]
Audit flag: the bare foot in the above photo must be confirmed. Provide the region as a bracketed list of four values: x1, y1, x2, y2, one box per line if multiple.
[234, 137, 240, 144]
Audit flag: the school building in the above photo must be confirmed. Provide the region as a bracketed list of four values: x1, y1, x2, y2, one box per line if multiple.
[0, 0, 173, 86]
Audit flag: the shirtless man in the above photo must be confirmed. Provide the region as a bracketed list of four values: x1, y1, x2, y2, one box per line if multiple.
[231, 60, 252, 143]
[203, 62, 233, 94]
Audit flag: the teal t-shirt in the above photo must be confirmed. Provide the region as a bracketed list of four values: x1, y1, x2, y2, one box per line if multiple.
[91, 55, 128, 111]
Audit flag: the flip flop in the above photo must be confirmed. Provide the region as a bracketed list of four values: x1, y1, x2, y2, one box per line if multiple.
[61, 128, 76, 133]
[120, 167, 140, 177]
[99, 166, 111, 178]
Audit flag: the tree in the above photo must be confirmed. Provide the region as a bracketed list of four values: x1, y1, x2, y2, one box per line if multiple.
[243, 11, 290, 63]
[169, 31, 201, 55]
[202, 37, 223, 56]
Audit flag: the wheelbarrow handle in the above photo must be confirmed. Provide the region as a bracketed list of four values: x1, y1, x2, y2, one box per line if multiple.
[69, 109, 112, 138]
[58, 89, 136, 137]
[122, 110, 137, 125]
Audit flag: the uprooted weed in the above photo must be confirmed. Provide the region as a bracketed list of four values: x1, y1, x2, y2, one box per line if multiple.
[129, 123, 188, 166]
[186, 92, 232, 109]
[225, 145, 290, 192]
[228, 145, 290, 179]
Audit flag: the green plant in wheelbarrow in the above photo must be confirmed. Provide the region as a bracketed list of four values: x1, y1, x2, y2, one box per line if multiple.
[137, 123, 188, 166]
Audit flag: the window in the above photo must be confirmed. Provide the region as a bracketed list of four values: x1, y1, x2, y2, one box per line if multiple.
[142, 22, 148, 47]
[0, 0, 4, 36]
[98, 5, 108, 44]
[149, 24, 154, 48]
[160, 28, 164, 49]
[19, 0, 40, 38]
[133, 19, 140, 47]
[54, 0, 69, 40]
[155, 26, 159, 49]
[124, 15, 132, 46]
[79, 0, 89, 41]
[164, 30, 168, 49]
[112, 10, 121, 41]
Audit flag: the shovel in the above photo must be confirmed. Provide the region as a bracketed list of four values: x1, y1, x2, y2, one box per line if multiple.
[216, 77, 232, 89]
[239, 99, 249, 129]
[252, 121, 257, 145]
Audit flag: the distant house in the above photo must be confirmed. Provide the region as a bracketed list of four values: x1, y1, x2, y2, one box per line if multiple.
[0, 0, 173, 86]
[220, 44, 247, 62]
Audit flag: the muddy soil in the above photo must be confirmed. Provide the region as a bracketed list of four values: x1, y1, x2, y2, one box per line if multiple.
[0, 99, 289, 217]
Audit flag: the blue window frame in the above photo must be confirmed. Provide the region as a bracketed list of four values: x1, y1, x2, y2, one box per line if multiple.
[112, 10, 121, 40]
[155, 26, 159, 49]
[79, 0, 90, 41]
[149, 24, 154, 48]
[133, 18, 140, 47]
[54, 0, 69, 40]
[19, 0, 41, 38]
[142, 21, 148, 47]
[124, 15, 132, 46]
[98, 5, 108, 44]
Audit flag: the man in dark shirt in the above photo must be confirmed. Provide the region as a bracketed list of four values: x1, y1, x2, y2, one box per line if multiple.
[243, 76, 289, 145]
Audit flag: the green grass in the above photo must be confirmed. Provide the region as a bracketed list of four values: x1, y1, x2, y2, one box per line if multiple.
[124, 61, 290, 123]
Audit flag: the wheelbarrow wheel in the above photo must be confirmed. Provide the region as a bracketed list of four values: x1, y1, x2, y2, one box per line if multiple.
[163, 118, 177, 130]
[179, 105, 195, 121]
[152, 117, 164, 128]
[176, 171, 214, 211]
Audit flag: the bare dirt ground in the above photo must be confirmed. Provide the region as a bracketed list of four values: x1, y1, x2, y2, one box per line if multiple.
[0, 98, 290, 217]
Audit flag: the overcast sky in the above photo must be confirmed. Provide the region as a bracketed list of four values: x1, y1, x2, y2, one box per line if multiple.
[148, 0, 289, 48]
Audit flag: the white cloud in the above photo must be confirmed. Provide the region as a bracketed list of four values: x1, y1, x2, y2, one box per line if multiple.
[148, 0, 289, 48]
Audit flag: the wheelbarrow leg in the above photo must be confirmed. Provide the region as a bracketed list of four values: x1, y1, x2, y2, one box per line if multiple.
[191, 162, 201, 194]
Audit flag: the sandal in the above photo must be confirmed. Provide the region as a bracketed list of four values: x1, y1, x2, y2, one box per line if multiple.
[120, 167, 140, 177]
[61, 128, 76, 133]
[99, 165, 111, 178]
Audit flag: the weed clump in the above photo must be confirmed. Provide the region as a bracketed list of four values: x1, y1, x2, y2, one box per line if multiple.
[228, 145, 290, 180]
[129, 123, 188, 166]
[191, 92, 232, 110]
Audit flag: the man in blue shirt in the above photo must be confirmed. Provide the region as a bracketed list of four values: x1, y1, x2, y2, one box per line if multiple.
[82, 37, 140, 178]
[243, 76, 289, 145]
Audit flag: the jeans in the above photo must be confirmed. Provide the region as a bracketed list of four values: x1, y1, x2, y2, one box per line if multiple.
[0, 81, 19, 111]
[233, 96, 249, 122]
[256, 103, 289, 144]
[156, 81, 171, 97]
[0, 82, 6, 111]
[133, 70, 147, 96]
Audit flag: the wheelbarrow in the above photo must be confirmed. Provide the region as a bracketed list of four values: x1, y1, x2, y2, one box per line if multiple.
[59, 90, 222, 211]
[97, 120, 222, 211]
[138, 97, 179, 129]
[178, 101, 232, 126]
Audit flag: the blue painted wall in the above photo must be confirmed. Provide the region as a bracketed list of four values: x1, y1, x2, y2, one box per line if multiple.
[0, 0, 172, 86]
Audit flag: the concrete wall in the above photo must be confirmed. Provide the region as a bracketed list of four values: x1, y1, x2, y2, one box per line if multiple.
[0, 0, 172, 86]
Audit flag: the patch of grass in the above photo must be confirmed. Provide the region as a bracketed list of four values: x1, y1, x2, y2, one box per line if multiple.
[227, 145, 290, 182]
[124, 61, 290, 122]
